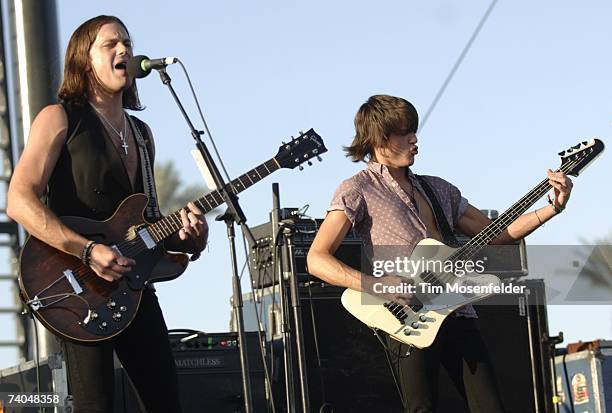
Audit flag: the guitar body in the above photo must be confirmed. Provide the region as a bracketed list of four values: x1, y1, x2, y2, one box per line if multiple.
[18, 194, 189, 342]
[341, 238, 501, 349]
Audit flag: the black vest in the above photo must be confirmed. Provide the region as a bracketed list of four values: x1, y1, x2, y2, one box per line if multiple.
[47, 103, 151, 220]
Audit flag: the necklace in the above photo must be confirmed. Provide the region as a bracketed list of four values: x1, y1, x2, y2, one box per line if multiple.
[91, 105, 129, 155]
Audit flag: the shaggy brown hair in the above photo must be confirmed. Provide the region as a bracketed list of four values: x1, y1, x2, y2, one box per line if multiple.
[58, 15, 142, 110]
[344, 95, 418, 162]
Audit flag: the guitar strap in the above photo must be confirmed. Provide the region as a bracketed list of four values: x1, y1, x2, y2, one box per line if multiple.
[415, 175, 459, 247]
[127, 115, 162, 222]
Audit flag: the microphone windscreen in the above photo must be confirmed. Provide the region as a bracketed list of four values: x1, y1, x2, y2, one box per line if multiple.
[127, 55, 150, 79]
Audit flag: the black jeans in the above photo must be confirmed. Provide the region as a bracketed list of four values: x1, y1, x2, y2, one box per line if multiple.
[388, 317, 505, 413]
[62, 289, 181, 413]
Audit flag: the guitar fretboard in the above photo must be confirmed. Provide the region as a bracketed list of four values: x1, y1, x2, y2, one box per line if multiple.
[449, 164, 571, 263]
[146, 158, 280, 243]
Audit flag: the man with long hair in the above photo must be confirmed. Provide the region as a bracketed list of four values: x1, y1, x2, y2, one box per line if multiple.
[307, 94, 573, 412]
[7, 15, 208, 412]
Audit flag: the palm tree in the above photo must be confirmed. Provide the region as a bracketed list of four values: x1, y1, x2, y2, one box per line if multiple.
[154, 160, 208, 216]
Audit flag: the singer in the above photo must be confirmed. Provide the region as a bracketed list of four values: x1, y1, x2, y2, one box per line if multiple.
[7, 15, 208, 412]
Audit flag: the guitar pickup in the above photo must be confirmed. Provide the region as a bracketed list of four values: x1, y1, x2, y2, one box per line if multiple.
[63, 269, 83, 294]
[138, 228, 156, 249]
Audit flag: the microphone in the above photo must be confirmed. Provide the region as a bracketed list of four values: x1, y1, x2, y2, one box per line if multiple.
[127, 55, 177, 78]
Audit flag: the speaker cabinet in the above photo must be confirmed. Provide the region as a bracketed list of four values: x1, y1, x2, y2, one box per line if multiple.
[436, 279, 556, 413]
[114, 332, 268, 413]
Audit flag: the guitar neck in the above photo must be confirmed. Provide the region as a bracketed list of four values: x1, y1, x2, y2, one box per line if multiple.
[449, 167, 563, 262]
[146, 158, 280, 243]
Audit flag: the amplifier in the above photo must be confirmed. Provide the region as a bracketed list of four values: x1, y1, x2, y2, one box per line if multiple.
[437, 279, 557, 413]
[249, 214, 362, 289]
[115, 331, 269, 413]
[232, 283, 403, 412]
[248, 208, 528, 289]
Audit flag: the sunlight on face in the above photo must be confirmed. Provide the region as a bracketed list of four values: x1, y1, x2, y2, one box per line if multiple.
[374, 131, 418, 168]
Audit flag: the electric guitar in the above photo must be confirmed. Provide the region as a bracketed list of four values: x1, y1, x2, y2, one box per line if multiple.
[341, 139, 604, 349]
[19, 129, 327, 342]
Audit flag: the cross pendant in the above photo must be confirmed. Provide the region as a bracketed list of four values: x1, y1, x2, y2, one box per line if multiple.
[119, 132, 128, 155]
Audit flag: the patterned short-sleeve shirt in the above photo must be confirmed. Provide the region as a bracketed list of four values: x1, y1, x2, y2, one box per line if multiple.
[328, 161, 477, 318]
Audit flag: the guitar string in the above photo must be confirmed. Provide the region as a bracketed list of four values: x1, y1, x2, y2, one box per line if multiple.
[38, 155, 584, 298]
[41, 158, 281, 287]
[392, 154, 584, 320]
[33, 153, 584, 313]
[419, 156, 580, 287]
[26, 139, 321, 315]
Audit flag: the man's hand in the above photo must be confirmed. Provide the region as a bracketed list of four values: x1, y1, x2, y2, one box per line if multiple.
[177, 202, 209, 254]
[89, 244, 136, 282]
[547, 169, 573, 211]
[362, 274, 416, 306]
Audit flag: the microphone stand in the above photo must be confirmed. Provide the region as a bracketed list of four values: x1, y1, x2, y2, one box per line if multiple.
[280, 219, 310, 413]
[271, 184, 310, 413]
[156, 68, 255, 413]
[270, 184, 296, 412]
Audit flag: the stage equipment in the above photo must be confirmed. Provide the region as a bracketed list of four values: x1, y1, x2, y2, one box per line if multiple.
[232, 283, 403, 412]
[555, 340, 612, 413]
[0, 353, 71, 411]
[143, 60, 326, 413]
[114, 331, 268, 413]
[436, 279, 560, 413]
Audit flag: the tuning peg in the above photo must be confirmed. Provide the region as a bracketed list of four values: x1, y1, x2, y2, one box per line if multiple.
[299, 165, 304, 171]
[282, 141, 286, 145]
[307, 161, 312, 166]
[317, 156, 322, 162]
[572, 144, 581, 150]
[299, 130, 304, 135]
[291, 136, 295, 141]
[582, 141, 588, 146]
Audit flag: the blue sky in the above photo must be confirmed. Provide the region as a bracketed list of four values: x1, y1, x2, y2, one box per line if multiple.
[1, 1, 610, 368]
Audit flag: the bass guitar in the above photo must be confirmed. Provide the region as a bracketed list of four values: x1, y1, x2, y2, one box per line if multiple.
[341, 139, 604, 349]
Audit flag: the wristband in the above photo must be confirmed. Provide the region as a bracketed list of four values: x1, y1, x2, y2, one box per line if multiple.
[81, 241, 97, 266]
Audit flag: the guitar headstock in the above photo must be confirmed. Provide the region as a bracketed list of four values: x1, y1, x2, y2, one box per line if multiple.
[558, 139, 605, 176]
[275, 129, 328, 170]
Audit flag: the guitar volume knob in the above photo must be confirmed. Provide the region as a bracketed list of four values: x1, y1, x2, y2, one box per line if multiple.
[107, 300, 116, 310]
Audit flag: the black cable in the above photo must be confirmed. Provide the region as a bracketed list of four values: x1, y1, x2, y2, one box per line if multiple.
[373, 330, 407, 409]
[28, 312, 44, 413]
[240, 232, 277, 413]
[175, 59, 233, 184]
[306, 284, 330, 411]
[419, 0, 498, 134]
